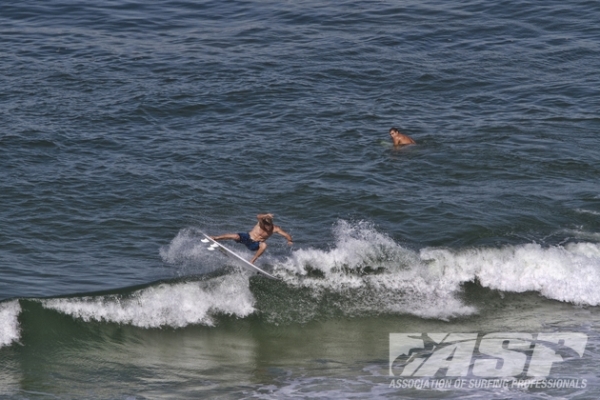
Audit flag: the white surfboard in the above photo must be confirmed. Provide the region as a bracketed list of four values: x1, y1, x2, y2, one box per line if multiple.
[200, 232, 279, 280]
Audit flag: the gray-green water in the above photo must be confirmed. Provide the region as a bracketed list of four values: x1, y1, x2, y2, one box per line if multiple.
[1, 0, 600, 398]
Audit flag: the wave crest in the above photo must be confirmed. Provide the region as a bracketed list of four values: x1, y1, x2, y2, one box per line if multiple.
[421, 241, 600, 305]
[42, 274, 255, 328]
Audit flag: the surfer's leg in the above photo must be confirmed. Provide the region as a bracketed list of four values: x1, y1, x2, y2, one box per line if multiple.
[211, 233, 240, 241]
[250, 242, 267, 264]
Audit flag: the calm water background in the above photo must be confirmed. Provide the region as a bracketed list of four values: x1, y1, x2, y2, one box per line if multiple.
[1, 0, 600, 398]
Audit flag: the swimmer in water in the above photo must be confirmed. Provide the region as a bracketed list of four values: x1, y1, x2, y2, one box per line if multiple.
[389, 127, 416, 147]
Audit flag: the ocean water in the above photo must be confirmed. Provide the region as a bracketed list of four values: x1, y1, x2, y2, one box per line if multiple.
[1, 0, 600, 398]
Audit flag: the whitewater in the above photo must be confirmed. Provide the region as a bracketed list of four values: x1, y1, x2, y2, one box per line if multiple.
[3, 221, 599, 350]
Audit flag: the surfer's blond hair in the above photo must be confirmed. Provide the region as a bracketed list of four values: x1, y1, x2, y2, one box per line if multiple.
[259, 216, 274, 234]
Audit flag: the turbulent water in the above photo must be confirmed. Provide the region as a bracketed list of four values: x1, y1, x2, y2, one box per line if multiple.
[1, 0, 600, 398]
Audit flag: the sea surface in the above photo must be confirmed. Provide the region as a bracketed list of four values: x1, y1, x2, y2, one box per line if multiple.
[1, 0, 600, 398]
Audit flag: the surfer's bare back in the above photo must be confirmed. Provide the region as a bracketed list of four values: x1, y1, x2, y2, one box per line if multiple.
[211, 213, 293, 264]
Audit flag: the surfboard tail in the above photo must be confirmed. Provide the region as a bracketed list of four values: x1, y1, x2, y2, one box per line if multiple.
[199, 231, 279, 280]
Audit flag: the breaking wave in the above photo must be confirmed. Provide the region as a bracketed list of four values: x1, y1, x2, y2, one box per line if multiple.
[2, 221, 599, 343]
[42, 274, 255, 328]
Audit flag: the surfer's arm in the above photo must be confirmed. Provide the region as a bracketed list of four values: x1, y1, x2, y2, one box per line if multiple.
[274, 226, 293, 244]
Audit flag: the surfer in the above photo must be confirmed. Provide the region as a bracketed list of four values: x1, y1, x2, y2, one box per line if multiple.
[211, 213, 293, 264]
[389, 127, 416, 146]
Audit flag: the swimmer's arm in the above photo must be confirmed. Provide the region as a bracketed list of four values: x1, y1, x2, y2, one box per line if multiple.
[274, 226, 293, 244]
[403, 135, 416, 144]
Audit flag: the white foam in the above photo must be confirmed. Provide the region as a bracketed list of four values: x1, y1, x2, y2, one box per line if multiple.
[274, 221, 477, 320]
[270, 221, 600, 321]
[0, 300, 21, 348]
[421, 241, 600, 305]
[117, 221, 600, 326]
[42, 274, 255, 328]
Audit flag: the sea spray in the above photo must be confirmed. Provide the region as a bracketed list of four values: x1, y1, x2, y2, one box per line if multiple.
[273, 220, 477, 321]
[160, 227, 231, 276]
